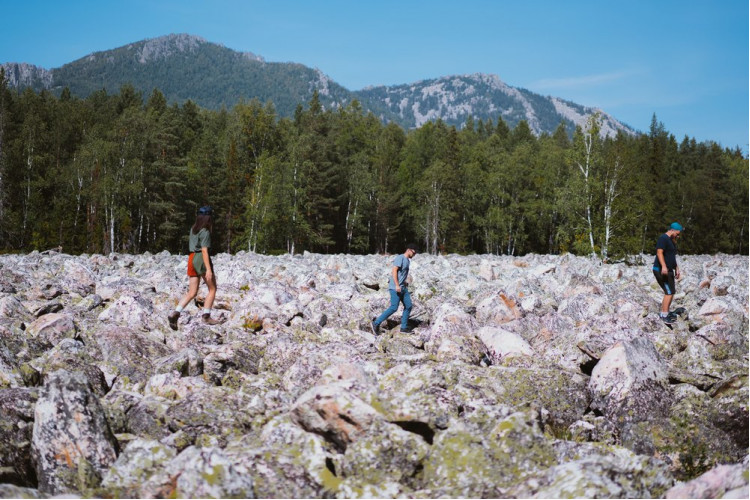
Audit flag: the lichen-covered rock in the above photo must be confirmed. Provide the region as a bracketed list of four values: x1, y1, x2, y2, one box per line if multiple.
[223, 415, 335, 498]
[153, 348, 203, 377]
[99, 438, 176, 497]
[61, 260, 96, 297]
[338, 418, 430, 487]
[510, 445, 674, 498]
[138, 446, 254, 498]
[620, 376, 748, 478]
[97, 293, 156, 332]
[476, 326, 534, 363]
[665, 461, 749, 499]
[0, 388, 38, 486]
[588, 337, 672, 425]
[27, 339, 108, 396]
[290, 381, 380, 451]
[417, 410, 556, 497]
[202, 340, 265, 385]
[0, 251, 745, 496]
[31, 370, 118, 494]
[475, 290, 524, 325]
[164, 387, 255, 445]
[423, 302, 486, 364]
[88, 326, 171, 384]
[0, 484, 48, 498]
[25, 313, 77, 349]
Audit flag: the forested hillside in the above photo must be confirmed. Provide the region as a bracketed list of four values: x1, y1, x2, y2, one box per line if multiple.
[2, 34, 633, 138]
[0, 74, 746, 258]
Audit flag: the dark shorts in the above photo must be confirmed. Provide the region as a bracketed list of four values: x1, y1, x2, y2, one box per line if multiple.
[653, 267, 676, 295]
[188, 252, 213, 277]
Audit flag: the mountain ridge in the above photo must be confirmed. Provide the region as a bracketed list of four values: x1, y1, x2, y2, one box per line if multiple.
[1, 33, 635, 136]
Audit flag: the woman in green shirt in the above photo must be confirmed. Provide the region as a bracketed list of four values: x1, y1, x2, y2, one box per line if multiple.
[168, 206, 225, 329]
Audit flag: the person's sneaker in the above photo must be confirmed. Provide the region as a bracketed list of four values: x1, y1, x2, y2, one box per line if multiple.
[660, 314, 675, 325]
[370, 319, 380, 336]
[168, 311, 180, 331]
[667, 311, 679, 321]
[202, 313, 226, 325]
[400, 327, 413, 333]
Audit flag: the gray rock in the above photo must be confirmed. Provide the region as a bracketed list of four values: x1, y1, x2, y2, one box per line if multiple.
[100, 438, 176, 497]
[0, 250, 745, 495]
[665, 461, 749, 499]
[290, 381, 380, 452]
[588, 337, 672, 425]
[138, 446, 254, 498]
[0, 388, 38, 486]
[510, 445, 674, 498]
[31, 370, 118, 494]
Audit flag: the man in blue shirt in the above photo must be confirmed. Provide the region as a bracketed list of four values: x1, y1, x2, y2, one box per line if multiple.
[653, 222, 683, 324]
[371, 243, 418, 335]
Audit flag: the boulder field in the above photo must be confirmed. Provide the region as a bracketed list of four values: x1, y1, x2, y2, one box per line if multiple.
[0, 250, 747, 498]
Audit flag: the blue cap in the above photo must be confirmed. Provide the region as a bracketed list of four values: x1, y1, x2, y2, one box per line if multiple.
[198, 206, 213, 216]
[670, 222, 683, 231]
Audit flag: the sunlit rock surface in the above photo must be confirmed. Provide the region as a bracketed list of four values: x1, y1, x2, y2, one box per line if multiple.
[0, 250, 746, 497]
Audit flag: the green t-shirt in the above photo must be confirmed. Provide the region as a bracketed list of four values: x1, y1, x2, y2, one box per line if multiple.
[188, 228, 211, 253]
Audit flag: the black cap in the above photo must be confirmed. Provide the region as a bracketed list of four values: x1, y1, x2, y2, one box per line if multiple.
[406, 243, 418, 252]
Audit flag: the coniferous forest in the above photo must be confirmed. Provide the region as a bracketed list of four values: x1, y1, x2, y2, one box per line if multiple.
[0, 75, 747, 259]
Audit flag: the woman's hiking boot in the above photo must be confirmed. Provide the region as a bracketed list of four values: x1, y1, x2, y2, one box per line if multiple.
[202, 313, 226, 325]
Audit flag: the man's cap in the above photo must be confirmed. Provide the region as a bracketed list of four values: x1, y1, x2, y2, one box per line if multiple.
[198, 206, 213, 216]
[406, 243, 418, 252]
[670, 222, 684, 231]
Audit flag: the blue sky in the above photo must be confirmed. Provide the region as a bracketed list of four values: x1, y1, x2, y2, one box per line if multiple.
[2, 0, 748, 152]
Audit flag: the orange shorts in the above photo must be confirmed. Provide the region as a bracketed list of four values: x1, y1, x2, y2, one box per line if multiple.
[187, 253, 199, 277]
[187, 252, 213, 277]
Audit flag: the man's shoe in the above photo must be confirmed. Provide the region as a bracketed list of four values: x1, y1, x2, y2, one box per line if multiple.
[168, 311, 180, 331]
[400, 327, 413, 333]
[370, 319, 380, 336]
[202, 313, 226, 325]
[660, 314, 675, 325]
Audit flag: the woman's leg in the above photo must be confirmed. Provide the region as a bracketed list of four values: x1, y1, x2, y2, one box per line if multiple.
[177, 276, 201, 309]
[203, 273, 217, 310]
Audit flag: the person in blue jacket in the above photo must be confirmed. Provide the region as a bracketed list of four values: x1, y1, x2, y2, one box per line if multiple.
[371, 243, 418, 335]
[653, 222, 683, 324]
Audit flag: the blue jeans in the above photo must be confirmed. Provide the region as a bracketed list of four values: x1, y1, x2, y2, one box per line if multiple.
[374, 288, 412, 330]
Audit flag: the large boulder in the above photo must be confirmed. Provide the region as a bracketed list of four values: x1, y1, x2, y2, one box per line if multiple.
[588, 337, 672, 425]
[31, 370, 118, 494]
[0, 388, 39, 486]
[423, 302, 486, 364]
[99, 438, 177, 497]
[290, 381, 380, 452]
[137, 446, 254, 498]
[24, 313, 77, 348]
[510, 445, 674, 498]
[665, 461, 749, 499]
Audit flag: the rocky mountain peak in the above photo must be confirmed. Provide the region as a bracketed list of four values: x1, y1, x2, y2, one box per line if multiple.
[0, 62, 52, 88]
[133, 33, 207, 64]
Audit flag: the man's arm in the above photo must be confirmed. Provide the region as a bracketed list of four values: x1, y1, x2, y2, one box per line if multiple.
[392, 265, 400, 292]
[656, 248, 668, 275]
